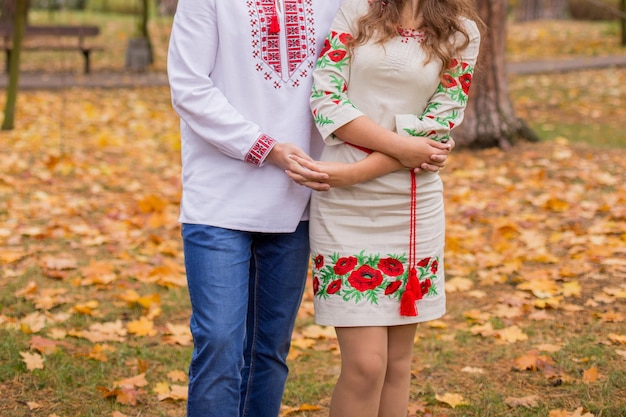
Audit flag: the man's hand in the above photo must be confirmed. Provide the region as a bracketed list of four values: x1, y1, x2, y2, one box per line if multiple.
[287, 156, 356, 188]
[266, 143, 330, 191]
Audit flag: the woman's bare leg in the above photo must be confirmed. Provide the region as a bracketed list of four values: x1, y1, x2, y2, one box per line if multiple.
[329, 326, 388, 417]
[378, 324, 418, 417]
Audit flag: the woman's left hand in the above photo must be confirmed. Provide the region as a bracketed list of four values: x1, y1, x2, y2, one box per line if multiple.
[415, 137, 456, 173]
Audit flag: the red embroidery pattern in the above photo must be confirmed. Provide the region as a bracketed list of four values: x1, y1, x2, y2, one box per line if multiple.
[248, 0, 316, 88]
[397, 27, 426, 44]
[246, 134, 276, 165]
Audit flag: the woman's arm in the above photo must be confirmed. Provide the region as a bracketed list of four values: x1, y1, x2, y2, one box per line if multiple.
[287, 151, 404, 188]
[309, 6, 451, 171]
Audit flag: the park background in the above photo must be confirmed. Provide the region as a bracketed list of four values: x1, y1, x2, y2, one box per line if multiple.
[0, 0, 625, 416]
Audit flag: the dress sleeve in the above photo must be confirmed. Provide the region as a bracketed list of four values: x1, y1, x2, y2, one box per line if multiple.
[310, 1, 365, 145]
[167, 0, 275, 166]
[395, 19, 481, 143]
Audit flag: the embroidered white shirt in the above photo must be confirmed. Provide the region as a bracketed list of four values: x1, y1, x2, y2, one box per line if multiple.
[168, 0, 344, 232]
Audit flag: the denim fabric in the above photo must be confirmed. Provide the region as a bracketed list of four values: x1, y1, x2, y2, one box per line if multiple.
[181, 222, 310, 417]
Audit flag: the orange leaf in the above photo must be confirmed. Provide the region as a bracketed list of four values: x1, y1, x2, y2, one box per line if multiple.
[582, 366, 599, 383]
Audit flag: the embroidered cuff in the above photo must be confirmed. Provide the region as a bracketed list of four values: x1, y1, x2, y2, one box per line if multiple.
[246, 134, 277, 166]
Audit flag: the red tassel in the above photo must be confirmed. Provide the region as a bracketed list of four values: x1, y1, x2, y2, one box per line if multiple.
[269, 14, 280, 34]
[400, 267, 423, 316]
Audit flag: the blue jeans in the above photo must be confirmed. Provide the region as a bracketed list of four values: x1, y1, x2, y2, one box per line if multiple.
[182, 222, 310, 417]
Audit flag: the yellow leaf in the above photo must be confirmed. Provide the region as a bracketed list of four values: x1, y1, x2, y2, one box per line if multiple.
[535, 343, 563, 353]
[127, 316, 157, 337]
[446, 277, 474, 292]
[40, 254, 78, 270]
[302, 324, 336, 340]
[517, 279, 560, 299]
[435, 392, 469, 408]
[562, 281, 582, 298]
[20, 312, 47, 334]
[496, 326, 528, 344]
[608, 334, 626, 345]
[73, 300, 100, 315]
[426, 320, 448, 329]
[116, 373, 149, 389]
[26, 401, 44, 410]
[167, 370, 188, 383]
[20, 351, 44, 371]
[158, 384, 188, 402]
[460, 366, 485, 374]
[153, 382, 170, 396]
[0, 248, 28, 264]
[505, 395, 540, 408]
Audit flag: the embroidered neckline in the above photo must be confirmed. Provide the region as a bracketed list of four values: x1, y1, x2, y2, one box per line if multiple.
[397, 27, 426, 43]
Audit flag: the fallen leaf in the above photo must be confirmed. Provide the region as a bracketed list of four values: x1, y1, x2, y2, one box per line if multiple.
[582, 366, 599, 383]
[435, 392, 469, 408]
[20, 351, 44, 371]
[505, 395, 540, 408]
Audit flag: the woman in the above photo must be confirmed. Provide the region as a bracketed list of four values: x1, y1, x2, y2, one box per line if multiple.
[291, 0, 482, 415]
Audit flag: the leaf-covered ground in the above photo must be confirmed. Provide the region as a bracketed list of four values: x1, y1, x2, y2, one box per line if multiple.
[1, 15, 625, 417]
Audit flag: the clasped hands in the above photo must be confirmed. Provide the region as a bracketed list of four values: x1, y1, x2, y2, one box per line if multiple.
[269, 138, 454, 192]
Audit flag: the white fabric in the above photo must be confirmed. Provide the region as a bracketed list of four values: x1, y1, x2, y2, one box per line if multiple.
[168, 0, 344, 232]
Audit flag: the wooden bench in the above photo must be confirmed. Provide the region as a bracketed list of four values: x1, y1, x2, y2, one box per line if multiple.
[0, 24, 101, 74]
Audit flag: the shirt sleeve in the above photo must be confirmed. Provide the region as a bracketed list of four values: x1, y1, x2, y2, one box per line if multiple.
[167, 0, 275, 166]
[310, 0, 365, 145]
[395, 19, 481, 143]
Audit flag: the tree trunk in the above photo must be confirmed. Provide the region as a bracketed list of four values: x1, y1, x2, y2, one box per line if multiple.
[0, 0, 30, 24]
[2, 0, 27, 131]
[515, 0, 568, 22]
[140, 0, 154, 63]
[619, 0, 626, 46]
[158, 0, 178, 15]
[454, 0, 538, 149]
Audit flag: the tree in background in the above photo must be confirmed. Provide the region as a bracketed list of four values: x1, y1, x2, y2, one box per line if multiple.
[125, 0, 153, 70]
[0, 0, 30, 23]
[158, 0, 176, 15]
[455, 0, 539, 148]
[2, 0, 27, 130]
[515, 0, 568, 21]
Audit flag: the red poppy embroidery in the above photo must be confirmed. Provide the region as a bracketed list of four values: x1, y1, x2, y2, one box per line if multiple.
[314, 254, 324, 269]
[385, 280, 402, 295]
[328, 50, 347, 62]
[327, 279, 342, 295]
[338, 32, 353, 45]
[441, 74, 457, 88]
[313, 276, 320, 295]
[459, 73, 472, 95]
[378, 258, 404, 277]
[430, 260, 439, 274]
[348, 265, 383, 292]
[334, 256, 358, 275]
[417, 257, 431, 268]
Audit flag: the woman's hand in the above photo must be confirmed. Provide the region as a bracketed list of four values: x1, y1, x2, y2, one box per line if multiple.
[396, 137, 452, 172]
[415, 137, 456, 173]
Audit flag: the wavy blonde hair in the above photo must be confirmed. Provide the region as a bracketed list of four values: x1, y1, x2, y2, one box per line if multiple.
[349, 0, 483, 76]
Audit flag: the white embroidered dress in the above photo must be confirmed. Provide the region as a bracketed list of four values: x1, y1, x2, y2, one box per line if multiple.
[168, 0, 343, 233]
[309, 0, 480, 327]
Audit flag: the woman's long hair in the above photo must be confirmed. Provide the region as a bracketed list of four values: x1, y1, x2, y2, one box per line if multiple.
[349, 0, 484, 76]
